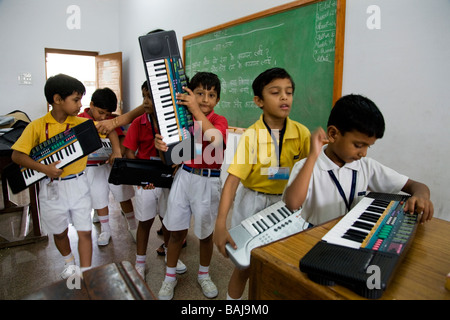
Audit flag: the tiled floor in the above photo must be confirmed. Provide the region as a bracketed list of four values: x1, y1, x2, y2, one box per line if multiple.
[0, 189, 246, 300]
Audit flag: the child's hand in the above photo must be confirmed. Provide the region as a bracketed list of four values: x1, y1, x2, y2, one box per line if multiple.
[310, 127, 329, 157]
[176, 87, 200, 113]
[143, 183, 155, 190]
[213, 225, 236, 258]
[107, 151, 121, 165]
[155, 133, 168, 152]
[45, 161, 63, 179]
[404, 195, 434, 223]
[96, 119, 115, 136]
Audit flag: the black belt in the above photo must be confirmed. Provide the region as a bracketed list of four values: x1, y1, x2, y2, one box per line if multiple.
[182, 164, 221, 177]
[50, 172, 84, 181]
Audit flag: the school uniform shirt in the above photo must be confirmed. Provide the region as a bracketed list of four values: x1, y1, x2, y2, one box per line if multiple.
[11, 112, 89, 177]
[184, 110, 228, 170]
[122, 113, 157, 159]
[285, 145, 409, 225]
[228, 115, 310, 195]
[78, 108, 125, 165]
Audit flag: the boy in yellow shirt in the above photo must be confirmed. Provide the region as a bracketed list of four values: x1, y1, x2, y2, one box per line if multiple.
[11, 74, 93, 279]
[214, 68, 311, 299]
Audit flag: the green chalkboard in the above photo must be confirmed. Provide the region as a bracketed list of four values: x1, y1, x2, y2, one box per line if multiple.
[183, 0, 345, 130]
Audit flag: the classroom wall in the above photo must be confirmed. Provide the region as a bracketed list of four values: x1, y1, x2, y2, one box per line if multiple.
[0, 0, 449, 221]
[342, 0, 450, 221]
[0, 0, 120, 120]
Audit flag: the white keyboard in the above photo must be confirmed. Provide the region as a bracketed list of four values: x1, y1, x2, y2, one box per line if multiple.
[226, 201, 308, 269]
[22, 140, 84, 185]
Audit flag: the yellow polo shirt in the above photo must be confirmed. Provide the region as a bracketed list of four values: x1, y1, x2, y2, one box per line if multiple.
[227, 115, 310, 194]
[12, 112, 89, 177]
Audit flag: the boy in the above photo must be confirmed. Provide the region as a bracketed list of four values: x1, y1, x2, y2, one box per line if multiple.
[123, 81, 186, 280]
[156, 72, 228, 300]
[283, 94, 433, 227]
[214, 67, 311, 300]
[11, 74, 93, 279]
[78, 87, 137, 246]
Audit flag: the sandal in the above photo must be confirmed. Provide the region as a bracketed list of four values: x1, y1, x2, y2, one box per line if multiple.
[156, 243, 166, 256]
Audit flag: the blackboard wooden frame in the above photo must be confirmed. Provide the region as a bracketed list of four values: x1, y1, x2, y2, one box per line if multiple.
[183, 0, 346, 130]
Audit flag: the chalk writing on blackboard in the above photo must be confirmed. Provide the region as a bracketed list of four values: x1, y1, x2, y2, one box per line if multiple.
[313, 0, 337, 63]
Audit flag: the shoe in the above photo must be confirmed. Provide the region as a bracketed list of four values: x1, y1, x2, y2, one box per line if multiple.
[135, 264, 145, 280]
[92, 209, 99, 223]
[165, 256, 187, 274]
[128, 229, 137, 243]
[198, 276, 218, 298]
[60, 264, 78, 280]
[97, 232, 111, 246]
[158, 279, 177, 300]
[156, 243, 166, 256]
[156, 226, 163, 236]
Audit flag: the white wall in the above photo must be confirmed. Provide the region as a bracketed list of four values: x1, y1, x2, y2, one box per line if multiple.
[342, 0, 450, 221]
[1, 0, 448, 221]
[0, 0, 120, 120]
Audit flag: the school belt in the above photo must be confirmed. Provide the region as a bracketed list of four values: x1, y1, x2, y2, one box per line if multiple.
[182, 164, 221, 177]
[50, 172, 85, 181]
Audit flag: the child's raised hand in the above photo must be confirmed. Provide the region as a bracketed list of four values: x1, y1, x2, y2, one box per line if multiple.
[310, 127, 329, 157]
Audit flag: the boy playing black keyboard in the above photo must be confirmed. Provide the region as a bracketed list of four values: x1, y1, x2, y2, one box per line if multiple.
[283, 94, 433, 227]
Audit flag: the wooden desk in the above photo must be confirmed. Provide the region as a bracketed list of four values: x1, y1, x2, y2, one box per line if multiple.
[24, 261, 156, 300]
[249, 217, 450, 300]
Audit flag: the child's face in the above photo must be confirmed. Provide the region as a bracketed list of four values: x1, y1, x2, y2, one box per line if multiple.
[90, 104, 112, 121]
[192, 85, 219, 116]
[254, 78, 293, 120]
[326, 127, 377, 167]
[57, 92, 83, 116]
[142, 87, 154, 115]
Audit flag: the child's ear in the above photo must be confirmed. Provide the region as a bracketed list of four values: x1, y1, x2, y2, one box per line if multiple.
[327, 125, 339, 143]
[52, 94, 63, 105]
[253, 96, 264, 109]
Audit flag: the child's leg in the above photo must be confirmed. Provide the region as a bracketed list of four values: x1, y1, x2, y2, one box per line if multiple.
[77, 230, 92, 269]
[135, 218, 154, 279]
[166, 229, 188, 268]
[227, 267, 251, 300]
[53, 228, 71, 256]
[199, 233, 214, 267]
[120, 199, 137, 230]
[136, 218, 154, 255]
[97, 206, 111, 246]
[198, 233, 218, 298]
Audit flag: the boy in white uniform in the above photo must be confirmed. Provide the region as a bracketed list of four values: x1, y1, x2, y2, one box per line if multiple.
[283, 94, 433, 226]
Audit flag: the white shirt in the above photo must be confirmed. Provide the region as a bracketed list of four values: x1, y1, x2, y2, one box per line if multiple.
[284, 145, 408, 225]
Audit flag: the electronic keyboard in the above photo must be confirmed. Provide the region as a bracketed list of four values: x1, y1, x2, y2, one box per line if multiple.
[300, 192, 418, 299]
[108, 158, 175, 188]
[139, 30, 195, 166]
[87, 138, 112, 162]
[226, 201, 308, 269]
[5, 120, 101, 194]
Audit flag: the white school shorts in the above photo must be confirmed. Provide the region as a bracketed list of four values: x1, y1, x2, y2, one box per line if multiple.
[38, 173, 92, 235]
[85, 164, 134, 209]
[231, 185, 281, 229]
[133, 186, 169, 222]
[163, 168, 222, 239]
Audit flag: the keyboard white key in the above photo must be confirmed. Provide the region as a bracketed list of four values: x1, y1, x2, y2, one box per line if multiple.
[22, 141, 84, 185]
[226, 201, 308, 269]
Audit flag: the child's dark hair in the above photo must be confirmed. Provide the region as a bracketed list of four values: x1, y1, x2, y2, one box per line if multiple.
[188, 72, 221, 99]
[141, 80, 153, 99]
[44, 73, 86, 104]
[252, 67, 295, 98]
[91, 88, 117, 112]
[328, 94, 385, 138]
